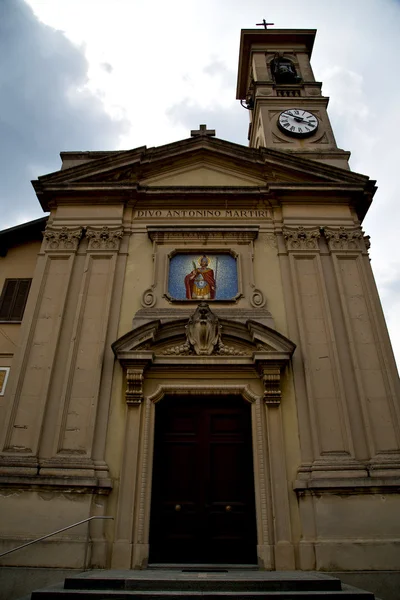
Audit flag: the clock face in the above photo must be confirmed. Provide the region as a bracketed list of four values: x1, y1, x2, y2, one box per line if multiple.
[278, 109, 318, 137]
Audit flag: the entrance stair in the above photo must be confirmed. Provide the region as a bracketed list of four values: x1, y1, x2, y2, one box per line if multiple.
[29, 568, 377, 599]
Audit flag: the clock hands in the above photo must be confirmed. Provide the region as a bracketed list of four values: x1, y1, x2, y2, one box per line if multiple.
[286, 112, 314, 124]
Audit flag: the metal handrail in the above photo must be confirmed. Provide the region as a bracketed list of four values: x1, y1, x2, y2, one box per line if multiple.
[0, 516, 114, 562]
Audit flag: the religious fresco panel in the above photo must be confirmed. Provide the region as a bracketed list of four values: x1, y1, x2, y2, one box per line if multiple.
[168, 253, 238, 301]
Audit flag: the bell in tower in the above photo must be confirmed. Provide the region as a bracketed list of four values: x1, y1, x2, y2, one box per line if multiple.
[271, 54, 302, 84]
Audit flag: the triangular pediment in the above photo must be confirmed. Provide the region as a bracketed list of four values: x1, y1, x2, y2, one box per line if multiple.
[33, 136, 374, 188]
[141, 161, 265, 187]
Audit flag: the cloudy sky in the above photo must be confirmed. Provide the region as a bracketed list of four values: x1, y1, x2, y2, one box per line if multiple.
[1, 0, 400, 365]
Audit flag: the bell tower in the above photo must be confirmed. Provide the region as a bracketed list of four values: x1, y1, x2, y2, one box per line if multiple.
[236, 28, 350, 169]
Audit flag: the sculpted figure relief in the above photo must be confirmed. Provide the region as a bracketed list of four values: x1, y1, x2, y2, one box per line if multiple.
[185, 302, 222, 355]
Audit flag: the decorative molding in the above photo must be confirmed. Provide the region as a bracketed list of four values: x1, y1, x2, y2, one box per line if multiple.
[131, 307, 275, 330]
[167, 247, 238, 260]
[259, 364, 282, 405]
[363, 235, 371, 250]
[0, 473, 112, 493]
[265, 233, 277, 249]
[147, 227, 259, 245]
[254, 397, 271, 548]
[250, 288, 266, 308]
[147, 384, 261, 404]
[282, 226, 320, 251]
[161, 341, 249, 357]
[141, 287, 156, 308]
[86, 226, 123, 250]
[126, 366, 146, 405]
[161, 341, 191, 355]
[43, 226, 83, 251]
[324, 226, 364, 251]
[0, 367, 10, 396]
[136, 398, 152, 544]
[310, 131, 329, 145]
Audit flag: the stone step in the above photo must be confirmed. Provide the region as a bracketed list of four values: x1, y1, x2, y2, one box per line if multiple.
[29, 571, 376, 600]
[31, 586, 375, 600]
[63, 574, 342, 592]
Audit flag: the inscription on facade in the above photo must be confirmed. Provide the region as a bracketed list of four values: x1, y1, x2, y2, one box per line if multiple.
[134, 209, 272, 219]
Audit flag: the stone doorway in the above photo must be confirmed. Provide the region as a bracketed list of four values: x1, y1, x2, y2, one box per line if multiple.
[148, 396, 258, 564]
[111, 310, 296, 570]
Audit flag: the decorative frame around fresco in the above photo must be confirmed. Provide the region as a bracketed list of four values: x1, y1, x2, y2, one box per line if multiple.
[164, 249, 242, 302]
[0, 367, 10, 396]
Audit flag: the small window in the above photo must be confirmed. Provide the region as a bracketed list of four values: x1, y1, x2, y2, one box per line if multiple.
[0, 279, 32, 322]
[0, 367, 10, 396]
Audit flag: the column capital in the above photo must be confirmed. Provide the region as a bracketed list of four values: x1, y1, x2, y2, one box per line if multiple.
[43, 225, 83, 251]
[86, 226, 124, 251]
[323, 226, 365, 252]
[282, 226, 320, 251]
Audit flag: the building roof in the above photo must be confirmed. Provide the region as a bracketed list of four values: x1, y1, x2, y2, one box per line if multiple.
[0, 216, 48, 256]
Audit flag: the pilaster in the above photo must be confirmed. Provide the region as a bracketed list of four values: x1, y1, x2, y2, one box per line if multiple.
[40, 226, 124, 477]
[259, 362, 296, 569]
[281, 225, 361, 478]
[0, 226, 83, 471]
[324, 226, 400, 475]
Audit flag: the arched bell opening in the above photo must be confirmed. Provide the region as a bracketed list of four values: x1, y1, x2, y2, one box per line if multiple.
[270, 55, 301, 84]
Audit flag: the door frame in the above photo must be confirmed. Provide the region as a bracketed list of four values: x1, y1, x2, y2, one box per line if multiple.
[112, 382, 295, 571]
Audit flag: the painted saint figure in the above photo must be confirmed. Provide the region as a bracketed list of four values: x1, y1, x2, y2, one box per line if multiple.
[184, 256, 216, 300]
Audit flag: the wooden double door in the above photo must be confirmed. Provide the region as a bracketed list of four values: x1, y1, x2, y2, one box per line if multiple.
[149, 397, 257, 564]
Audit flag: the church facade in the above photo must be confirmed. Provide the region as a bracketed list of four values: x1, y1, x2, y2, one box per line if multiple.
[0, 28, 399, 583]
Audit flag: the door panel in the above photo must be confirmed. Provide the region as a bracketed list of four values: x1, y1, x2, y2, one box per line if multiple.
[149, 397, 257, 564]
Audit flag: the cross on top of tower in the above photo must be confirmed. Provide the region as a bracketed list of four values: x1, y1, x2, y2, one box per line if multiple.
[190, 124, 216, 138]
[256, 19, 274, 29]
